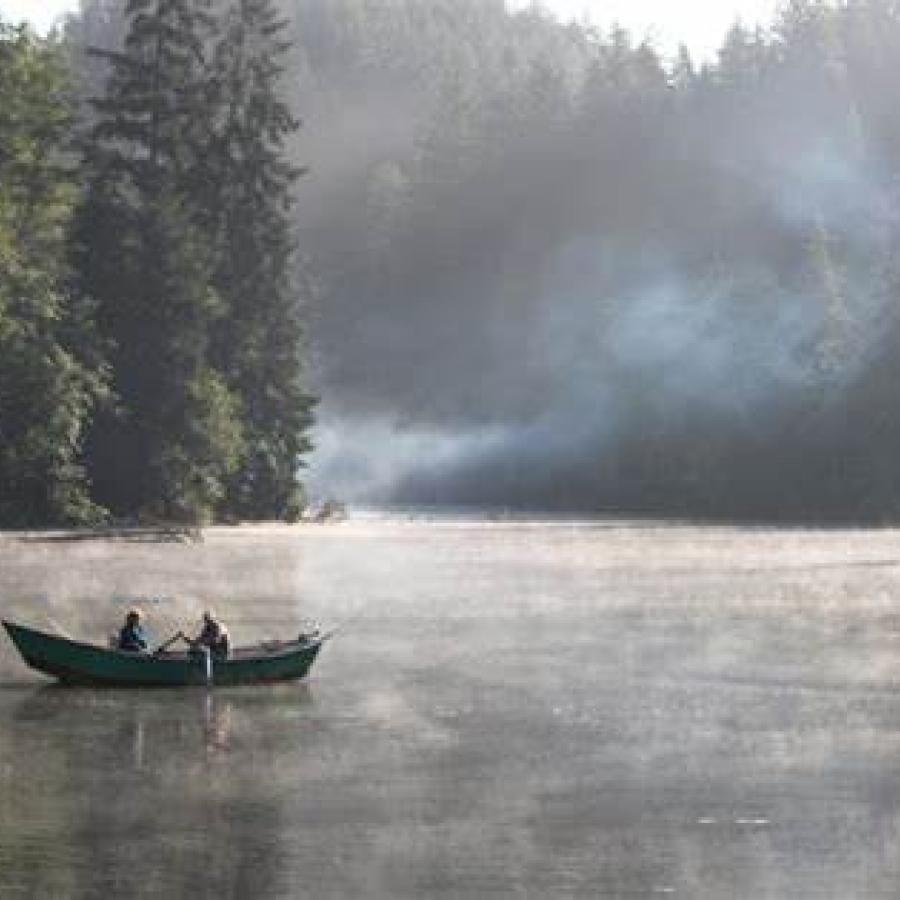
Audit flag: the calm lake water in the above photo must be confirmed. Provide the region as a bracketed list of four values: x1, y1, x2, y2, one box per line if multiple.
[3, 518, 900, 898]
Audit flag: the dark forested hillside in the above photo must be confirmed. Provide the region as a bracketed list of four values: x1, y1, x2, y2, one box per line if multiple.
[6, 0, 900, 523]
[281, 0, 900, 520]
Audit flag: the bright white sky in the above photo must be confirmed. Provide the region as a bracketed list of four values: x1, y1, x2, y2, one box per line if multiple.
[1, 0, 780, 60]
[509, 0, 781, 58]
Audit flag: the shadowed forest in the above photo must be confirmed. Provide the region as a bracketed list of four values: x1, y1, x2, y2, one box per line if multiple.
[5, 0, 900, 524]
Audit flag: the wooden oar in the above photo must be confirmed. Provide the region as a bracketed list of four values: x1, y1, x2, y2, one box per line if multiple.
[152, 630, 189, 656]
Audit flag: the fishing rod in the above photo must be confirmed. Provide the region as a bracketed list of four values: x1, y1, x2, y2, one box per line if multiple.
[305, 600, 371, 641]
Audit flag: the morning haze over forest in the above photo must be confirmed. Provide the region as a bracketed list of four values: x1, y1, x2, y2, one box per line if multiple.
[3, 0, 900, 525]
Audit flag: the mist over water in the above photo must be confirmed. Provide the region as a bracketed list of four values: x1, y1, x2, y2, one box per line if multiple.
[4, 520, 900, 896]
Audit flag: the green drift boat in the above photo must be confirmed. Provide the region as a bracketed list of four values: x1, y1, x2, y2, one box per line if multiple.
[2, 620, 328, 687]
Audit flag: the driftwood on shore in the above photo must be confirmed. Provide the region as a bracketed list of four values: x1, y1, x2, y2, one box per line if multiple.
[7, 505, 352, 543]
[15, 525, 203, 544]
[303, 500, 348, 524]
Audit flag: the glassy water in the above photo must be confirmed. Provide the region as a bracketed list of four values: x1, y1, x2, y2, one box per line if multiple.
[3, 519, 900, 897]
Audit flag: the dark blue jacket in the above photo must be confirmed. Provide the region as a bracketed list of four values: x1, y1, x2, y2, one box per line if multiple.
[197, 619, 229, 656]
[118, 623, 147, 652]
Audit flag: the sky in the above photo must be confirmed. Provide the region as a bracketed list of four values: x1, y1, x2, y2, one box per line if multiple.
[511, 0, 780, 58]
[2, 0, 781, 60]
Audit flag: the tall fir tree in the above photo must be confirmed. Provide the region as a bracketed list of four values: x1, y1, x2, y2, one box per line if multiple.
[75, 0, 244, 523]
[204, 0, 315, 521]
[0, 21, 107, 526]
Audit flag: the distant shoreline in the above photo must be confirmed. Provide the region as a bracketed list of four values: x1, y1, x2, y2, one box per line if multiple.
[5, 507, 900, 542]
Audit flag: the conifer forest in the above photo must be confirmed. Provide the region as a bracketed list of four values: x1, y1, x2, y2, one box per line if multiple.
[5, 0, 900, 525]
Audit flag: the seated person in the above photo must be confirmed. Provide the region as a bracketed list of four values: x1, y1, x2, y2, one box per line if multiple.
[118, 608, 147, 652]
[194, 610, 230, 657]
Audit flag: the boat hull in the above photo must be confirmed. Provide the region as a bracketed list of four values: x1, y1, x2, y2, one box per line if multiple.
[2, 620, 324, 687]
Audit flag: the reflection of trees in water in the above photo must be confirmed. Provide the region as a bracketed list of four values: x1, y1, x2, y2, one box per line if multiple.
[0, 690, 79, 896]
[0, 686, 314, 897]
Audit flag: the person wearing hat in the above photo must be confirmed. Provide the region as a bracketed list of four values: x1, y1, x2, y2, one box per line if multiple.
[193, 610, 230, 658]
[118, 608, 148, 652]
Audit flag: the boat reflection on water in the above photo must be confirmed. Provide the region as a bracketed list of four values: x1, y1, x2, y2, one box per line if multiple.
[201, 691, 231, 756]
[14, 681, 314, 763]
[118, 690, 234, 766]
[3, 683, 317, 897]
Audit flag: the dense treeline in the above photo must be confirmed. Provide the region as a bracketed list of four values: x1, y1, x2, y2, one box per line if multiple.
[9, 0, 900, 522]
[0, 22, 106, 526]
[0, 0, 314, 527]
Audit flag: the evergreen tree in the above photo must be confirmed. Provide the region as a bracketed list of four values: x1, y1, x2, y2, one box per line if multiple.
[0, 21, 106, 526]
[75, 0, 244, 523]
[204, 0, 315, 521]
